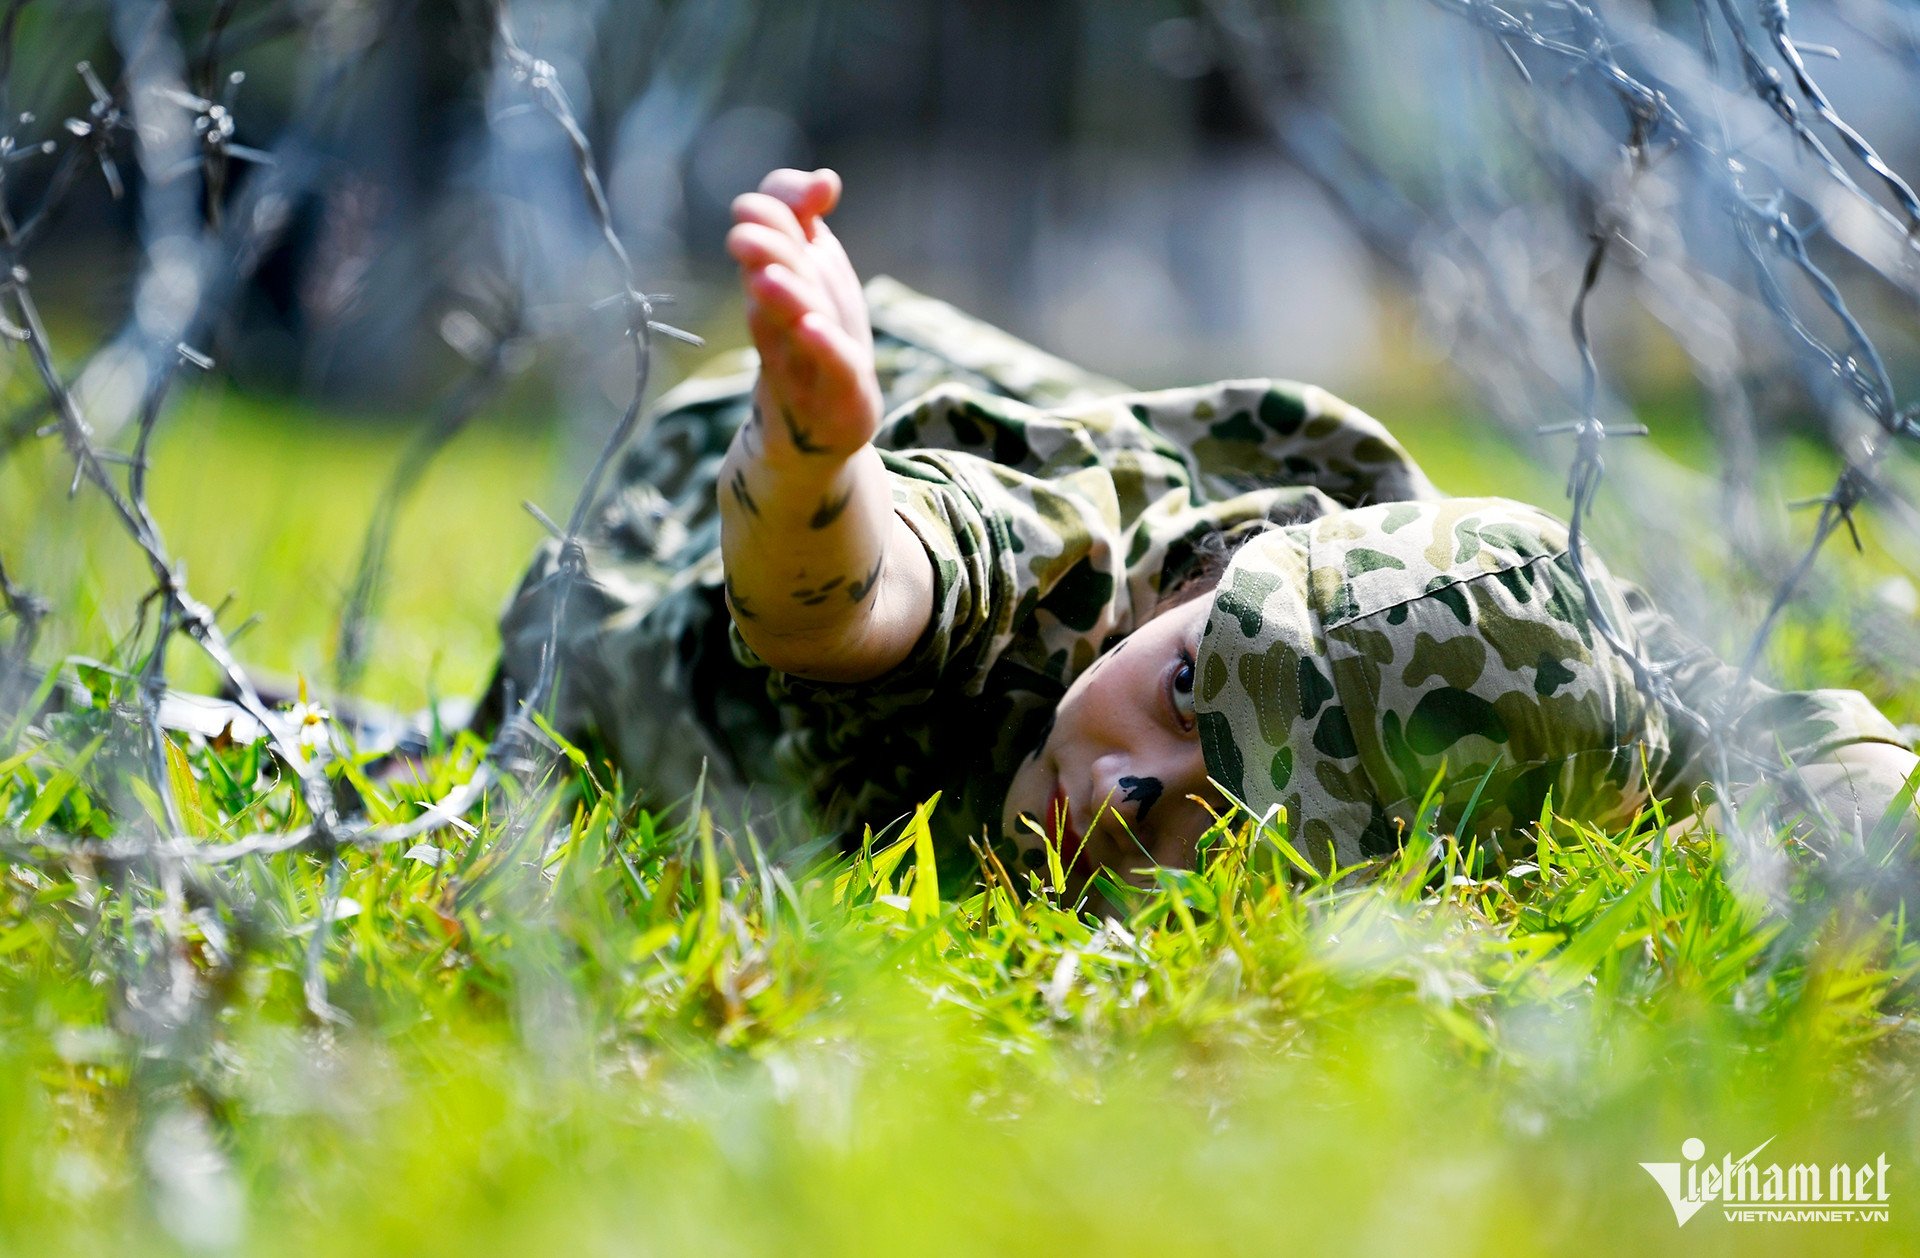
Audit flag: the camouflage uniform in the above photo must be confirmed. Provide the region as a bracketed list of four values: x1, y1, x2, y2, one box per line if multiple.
[491, 278, 1907, 863]
[1194, 499, 1908, 869]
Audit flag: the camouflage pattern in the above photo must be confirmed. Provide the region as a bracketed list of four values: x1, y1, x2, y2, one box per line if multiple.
[490, 276, 1436, 849]
[490, 276, 1906, 862]
[1195, 499, 1912, 870]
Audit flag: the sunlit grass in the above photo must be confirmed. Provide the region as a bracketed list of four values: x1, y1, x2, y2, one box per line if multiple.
[0, 386, 563, 709]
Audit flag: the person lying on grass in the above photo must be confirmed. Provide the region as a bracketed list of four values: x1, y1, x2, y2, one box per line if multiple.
[486, 167, 1918, 888]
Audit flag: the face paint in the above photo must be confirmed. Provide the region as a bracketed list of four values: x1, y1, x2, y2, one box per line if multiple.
[1117, 774, 1164, 823]
[998, 595, 1224, 881]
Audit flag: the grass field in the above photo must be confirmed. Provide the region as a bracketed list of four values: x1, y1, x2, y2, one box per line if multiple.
[2, 374, 1919, 1257]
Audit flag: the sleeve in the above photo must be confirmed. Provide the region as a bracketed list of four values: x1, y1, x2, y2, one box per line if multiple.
[730, 440, 1134, 701]
[1622, 585, 1911, 794]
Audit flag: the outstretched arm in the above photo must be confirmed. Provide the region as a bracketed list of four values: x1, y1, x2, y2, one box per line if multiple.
[1628, 590, 1917, 877]
[1782, 742, 1918, 843]
[717, 168, 935, 683]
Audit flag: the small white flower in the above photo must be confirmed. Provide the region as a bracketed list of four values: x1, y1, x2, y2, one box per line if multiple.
[288, 700, 333, 751]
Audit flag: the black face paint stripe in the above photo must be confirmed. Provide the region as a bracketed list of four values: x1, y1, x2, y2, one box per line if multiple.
[1118, 775, 1164, 823]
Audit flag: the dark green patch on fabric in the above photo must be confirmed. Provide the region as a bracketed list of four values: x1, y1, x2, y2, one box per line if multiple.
[1344, 547, 1408, 576]
[1259, 389, 1306, 435]
[1380, 710, 1425, 794]
[1298, 655, 1335, 721]
[1492, 564, 1534, 605]
[1269, 746, 1294, 792]
[948, 405, 988, 448]
[1203, 650, 1229, 703]
[1321, 580, 1359, 624]
[1352, 435, 1398, 465]
[1505, 761, 1559, 827]
[1210, 410, 1264, 444]
[1476, 522, 1543, 555]
[1358, 808, 1402, 858]
[1405, 687, 1509, 755]
[1036, 563, 1114, 633]
[1534, 650, 1577, 697]
[1537, 560, 1595, 649]
[1313, 705, 1359, 760]
[992, 419, 1032, 467]
[1422, 578, 1472, 627]
[1199, 709, 1244, 798]
[1010, 585, 1040, 632]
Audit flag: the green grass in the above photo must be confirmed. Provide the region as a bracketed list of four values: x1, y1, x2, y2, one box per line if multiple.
[0, 386, 563, 708]
[2, 384, 1919, 1256]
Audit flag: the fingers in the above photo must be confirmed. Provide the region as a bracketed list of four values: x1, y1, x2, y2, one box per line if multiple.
[731, 190, 810, 244]
[730, 209, 866, 341]
[727, 219, 811, 279]
[805, 218, 871, 348]
[732, 167, 879, 458]
[793, 310, 864, 396]
[745, 306, 877, 459]
[756, 167, 841, 225]
[732, 169, 869, 344]
[745, 262, 822, 327]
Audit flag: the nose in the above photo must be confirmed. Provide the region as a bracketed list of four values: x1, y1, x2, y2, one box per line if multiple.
[1086, 751, 1163, 834]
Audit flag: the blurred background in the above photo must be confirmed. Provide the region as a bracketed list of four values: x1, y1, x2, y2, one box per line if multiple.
[4, 0, 1919, 713]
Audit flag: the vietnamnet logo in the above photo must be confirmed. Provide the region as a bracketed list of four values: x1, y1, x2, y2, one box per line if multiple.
[1640, 1136, 1892, 1225]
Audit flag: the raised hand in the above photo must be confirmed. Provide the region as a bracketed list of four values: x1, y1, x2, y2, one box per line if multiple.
[725, 168, 882, 460]
[716, 169, 933, 683]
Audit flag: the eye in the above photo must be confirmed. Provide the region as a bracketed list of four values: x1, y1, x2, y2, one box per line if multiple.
[1167, 648, 1197, 732]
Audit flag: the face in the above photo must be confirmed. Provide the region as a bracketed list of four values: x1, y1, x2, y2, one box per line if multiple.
[999, 593, 1226, 885]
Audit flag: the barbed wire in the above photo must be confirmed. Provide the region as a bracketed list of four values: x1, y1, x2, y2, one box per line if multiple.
[1208, 0, 1920, 855]
[1, 6, 347, 857]
[0, 546, 45, 723]
[0, 11, 678, 958]
[485, 9, 698, 780]
[2, 1, 699, 873]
